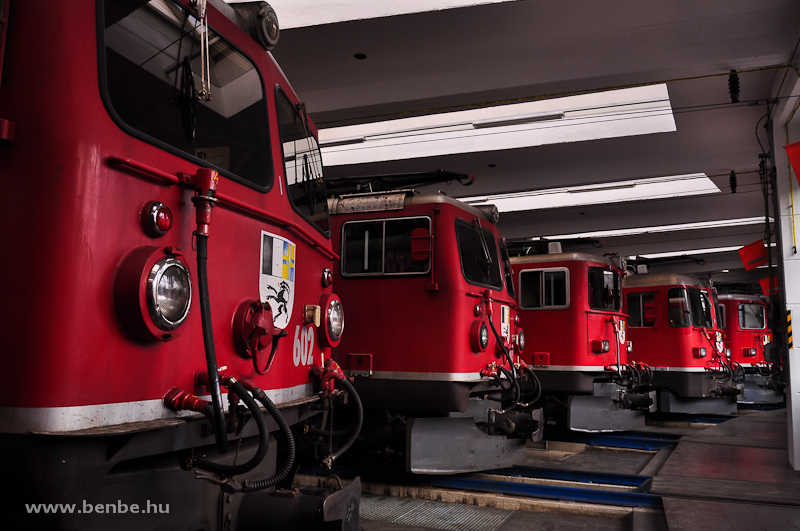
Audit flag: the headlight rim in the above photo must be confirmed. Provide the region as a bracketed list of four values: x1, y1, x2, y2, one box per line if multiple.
[146, 257, 192, 331]
[318, 293, 344, 348]
[327, 298, 345, 342]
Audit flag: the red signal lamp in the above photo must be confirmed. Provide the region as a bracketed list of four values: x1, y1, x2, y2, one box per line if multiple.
[143, 201, 173, 238]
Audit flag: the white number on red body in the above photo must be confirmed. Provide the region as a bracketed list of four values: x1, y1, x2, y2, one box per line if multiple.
[293, 325, 315, 366]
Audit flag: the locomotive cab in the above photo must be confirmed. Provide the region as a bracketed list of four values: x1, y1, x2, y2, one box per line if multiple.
[329, 190, 543, 474]
[0, 1, 361, 528]
[718, 294, 783, 404]
[623, 273, 742, 414]
[511, 252, 656, 432]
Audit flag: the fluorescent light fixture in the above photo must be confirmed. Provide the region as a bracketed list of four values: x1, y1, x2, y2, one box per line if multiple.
[319, 136, 365, 148]
[633, 243, 776, 260]
[472, 112, 565, 128]
[320, 85, 675, 166]
[226, 0, 521, 28]
[722, 269, 730, 273]
[459, 173, 717, 213]
[535, 217, 770, 240]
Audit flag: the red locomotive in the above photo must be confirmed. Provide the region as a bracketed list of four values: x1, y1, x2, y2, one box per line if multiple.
[0, 1, 361, 528]
[328, 189, 543, 474]
[718, 294, 782, 404]
[623, 273, 741, 414]
[510, 249, 655, 432]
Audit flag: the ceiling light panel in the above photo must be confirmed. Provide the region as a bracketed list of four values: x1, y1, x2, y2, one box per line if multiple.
[459, 173, 718, 213]
[319, 85, 676, 166]
[537, 217, 769, 240]
[635, 243, 776, 260]
[226, 0, 521, 29]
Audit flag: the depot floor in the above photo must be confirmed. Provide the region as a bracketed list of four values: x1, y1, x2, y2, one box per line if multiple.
[334, 409, 800, 531]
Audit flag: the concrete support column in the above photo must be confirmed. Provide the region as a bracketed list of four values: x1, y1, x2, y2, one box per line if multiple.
[770, 71, 800, 470]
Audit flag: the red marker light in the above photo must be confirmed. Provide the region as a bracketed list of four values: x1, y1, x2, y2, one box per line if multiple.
[142, 201, 173, 238]
[156, 206, 173, 232]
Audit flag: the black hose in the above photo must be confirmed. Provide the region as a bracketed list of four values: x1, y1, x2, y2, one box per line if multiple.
[324, 377, 363, 468]
[241, 386, 296, 492]
[488, 318, 521, 404]
[522, 365, 542, 404]
[496, 367, 517, 401]
[195, 381, 267, 476]
[196, 233, 228, 454]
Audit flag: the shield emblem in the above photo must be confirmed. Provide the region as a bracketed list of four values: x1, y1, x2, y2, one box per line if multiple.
[618, 321, 626, 344]
[259, 231, 296, 329]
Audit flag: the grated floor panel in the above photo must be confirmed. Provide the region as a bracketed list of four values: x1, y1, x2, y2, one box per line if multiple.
[361, 494, 513, 531]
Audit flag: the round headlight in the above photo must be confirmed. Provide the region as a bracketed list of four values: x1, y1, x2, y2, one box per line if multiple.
[327, 298, 344, 342]
[517, 330, 525, 352]
[480, 323, 490, 350]
[147, 257, 192, 330]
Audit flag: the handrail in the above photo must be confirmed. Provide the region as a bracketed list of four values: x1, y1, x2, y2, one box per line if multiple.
[108, 156, 338, 260]
[108, 156, 180, 185]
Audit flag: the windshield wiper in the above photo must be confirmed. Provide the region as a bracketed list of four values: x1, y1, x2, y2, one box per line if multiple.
[179, 56, 197, 143]
[473, 218, 492, 277]
[302, 154, 316, 216]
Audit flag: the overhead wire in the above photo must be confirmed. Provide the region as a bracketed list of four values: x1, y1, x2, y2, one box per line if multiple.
[317, 65, 800, 127]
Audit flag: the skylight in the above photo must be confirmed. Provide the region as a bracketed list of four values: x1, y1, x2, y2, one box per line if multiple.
[319, 85, 675, 166]
[225, 0, 520, 28]
[532, 217, 769, 240]
[460, 173, 718, 213]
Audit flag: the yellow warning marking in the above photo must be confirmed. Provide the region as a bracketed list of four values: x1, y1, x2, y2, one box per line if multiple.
[788, 310, 793, 349]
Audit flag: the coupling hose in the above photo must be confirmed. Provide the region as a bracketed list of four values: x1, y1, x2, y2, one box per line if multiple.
[194, 380, 268, 476]
[196, 233, 228, 454]
[323, 377, 363, 468]
[240, 384, 296, 492]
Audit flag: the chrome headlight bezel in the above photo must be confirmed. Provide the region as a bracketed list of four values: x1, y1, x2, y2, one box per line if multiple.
[146, 257, 192, 331]
[327, 298, 345, 342]
[318, 293, 344, 348]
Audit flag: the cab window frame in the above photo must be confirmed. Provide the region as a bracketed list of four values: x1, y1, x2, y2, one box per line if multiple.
[96, 0, 275, 192]
[340, 216, 432, 277]
[627, 292, 656, 327]
[517, 267, 570, 310]
[274, 85, 330, 237]
[454, 218, 503, 290]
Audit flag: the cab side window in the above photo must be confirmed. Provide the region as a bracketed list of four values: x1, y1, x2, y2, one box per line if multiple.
[627, 292, 655, 327]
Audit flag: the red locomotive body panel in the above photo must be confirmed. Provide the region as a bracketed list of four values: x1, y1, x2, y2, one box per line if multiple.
[329, 194, 523, 410]
[509, 253, 653, 432]
[622, 273, 740, 413]
[1, 0, 331, 427]
[718, 295, 772, 366]
[623, 275, 724, 371]
[510, 255, 628, 376]
[717, 294, 782, 405]
[327, 192, 541, 472]
[1, 1, 359, 527]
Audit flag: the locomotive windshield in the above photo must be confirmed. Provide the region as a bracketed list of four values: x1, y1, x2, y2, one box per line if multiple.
[588, 267, 621, 311]
[456, 219, 502, 289]
[275, 89, 330, 235]
[739, 303, 766, 330]
[667, 288, 691, 327]
[667, 287, 713, 328]
[688, 288, 714, 328]
[498, 239, 516, 297]
[101, 0, 272, 189]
